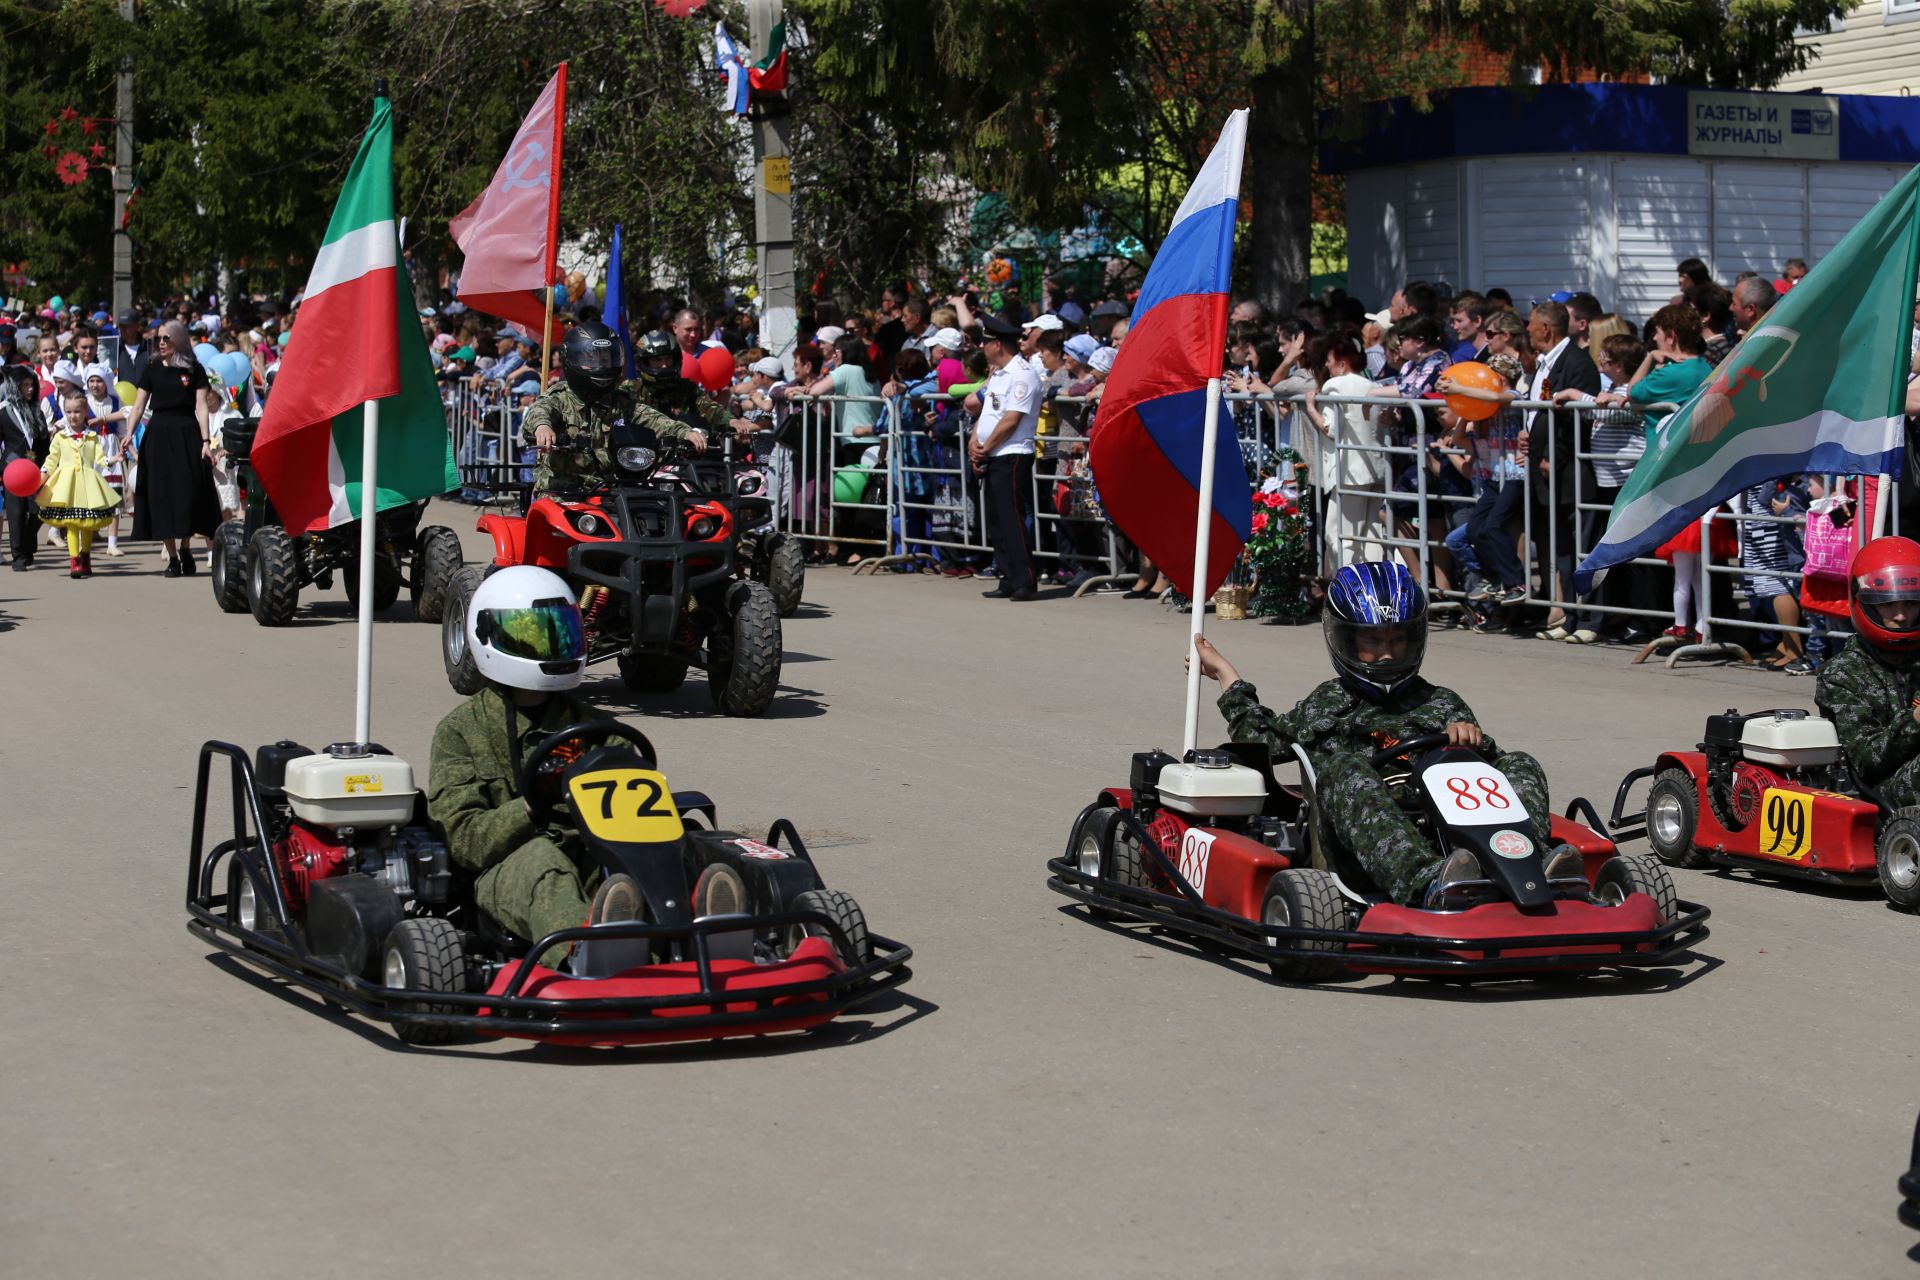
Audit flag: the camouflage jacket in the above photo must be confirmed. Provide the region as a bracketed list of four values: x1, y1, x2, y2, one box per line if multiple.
[521, 382, 694, 493]
[426, 685, 608, 875]
[1814, 640, 1920, 787]
[633, 372, 731, 433]
[1217, 676, 1497, 768]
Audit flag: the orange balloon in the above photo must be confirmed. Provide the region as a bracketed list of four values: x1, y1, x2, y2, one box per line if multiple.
[1443, 360, 1503, 422]
[696, 345, 736, 393]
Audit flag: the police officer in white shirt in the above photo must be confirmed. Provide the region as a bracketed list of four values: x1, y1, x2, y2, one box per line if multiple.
[969, 315, 1041, 600]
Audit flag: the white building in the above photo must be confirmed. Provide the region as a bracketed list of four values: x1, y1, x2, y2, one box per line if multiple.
[1330, 84, 1920, 321]
[1782, 2, 1920, 97]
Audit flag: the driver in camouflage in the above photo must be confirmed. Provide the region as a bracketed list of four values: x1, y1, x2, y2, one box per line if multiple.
[628, 328, 757, 445]
[1815, 536, 1920, 808]
[521, 320, 709, 495]
[427, 565, 632, 968]
[1191, 562, 1574, 906]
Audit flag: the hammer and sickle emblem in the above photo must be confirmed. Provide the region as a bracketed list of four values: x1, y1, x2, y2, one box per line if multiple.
[500, 141, 549, 192]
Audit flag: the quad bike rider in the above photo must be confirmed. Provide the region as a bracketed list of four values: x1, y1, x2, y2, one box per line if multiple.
[1816, 536, 1920, 811]
[523, 321, 710, 491]
[1190, 561, 1582, 906]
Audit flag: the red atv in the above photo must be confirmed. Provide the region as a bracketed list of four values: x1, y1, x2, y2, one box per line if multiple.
[442, 431, 783, 716]
[1615, 707, 1919, 908]
[1050, 737, 1709, 984]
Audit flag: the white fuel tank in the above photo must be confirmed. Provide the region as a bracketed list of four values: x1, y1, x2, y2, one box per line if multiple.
[1156, 759, 1268, 819]
[281, 753, 418, 828]
[1740, 714, 1840, 768]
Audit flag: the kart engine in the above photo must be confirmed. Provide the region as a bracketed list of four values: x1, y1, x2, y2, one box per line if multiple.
[1701, 709, 1846, 829]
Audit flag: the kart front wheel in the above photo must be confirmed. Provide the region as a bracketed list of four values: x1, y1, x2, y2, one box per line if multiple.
[441, 565, 486, 695]
[1644, 768, 1708, 868]
[1876, 812, 1920, 911]
[212, 519, 249, 613]
[1593, 853, 1678, 924]
[382, 918, 469, 1046]
[1261, 868, 1345, 983]
[785, 888, 871, 965]
[1074, 807, 1143, 921]
[410, 525, 464, 623]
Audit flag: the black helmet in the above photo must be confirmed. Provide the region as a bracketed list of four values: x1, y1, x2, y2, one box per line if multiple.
[561, 320, 624, 399]
[635, 329, 678, 383]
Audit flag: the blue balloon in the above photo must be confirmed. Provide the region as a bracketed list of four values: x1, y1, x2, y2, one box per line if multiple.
[213, 350, 252, 393]
[193, 341, 221, 371]
[553, 283, 567, 307]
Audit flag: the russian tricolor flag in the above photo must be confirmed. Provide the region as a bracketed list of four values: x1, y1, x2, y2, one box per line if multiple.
[1090, 109, 1251, 600]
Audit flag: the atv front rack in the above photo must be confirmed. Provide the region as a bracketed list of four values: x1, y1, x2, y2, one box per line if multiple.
[1047, 806, 1711, 979]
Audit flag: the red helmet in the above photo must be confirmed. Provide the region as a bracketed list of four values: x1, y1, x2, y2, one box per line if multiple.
[1849, 536, 1920, 652]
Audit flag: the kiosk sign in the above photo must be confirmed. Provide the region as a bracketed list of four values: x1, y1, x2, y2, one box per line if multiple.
[1688, 90, 1839, 160]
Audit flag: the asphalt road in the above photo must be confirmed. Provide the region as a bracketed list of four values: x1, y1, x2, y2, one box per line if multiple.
[3, 505, 1915, 1279]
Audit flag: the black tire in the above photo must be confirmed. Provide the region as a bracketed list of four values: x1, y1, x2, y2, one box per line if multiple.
[1644, 767, 1708, 868]
[1876, 812, 1920, 910]
[1261, 867, 1346, 983]
[246, 526, 301, 627]
[410, 525, 464, 624]
[785, 888, 871, 964]
[442, 564, 487, 695]
[693, 862, 748, 917]
[709, 580, 782, 717]
[1593, 853, 1679, 924]
[381, 918, 468, 1046]
[345, 550, 403, 612]
[618, 649, 689, 694]
[212, 519, 249, 613]
[766, 532, 805, 617]
[1073, 807, 1144, 920]
[226, 849, 272, 933]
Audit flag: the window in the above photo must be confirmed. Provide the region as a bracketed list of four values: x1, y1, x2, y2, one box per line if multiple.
[1888, 0, 1920, 26]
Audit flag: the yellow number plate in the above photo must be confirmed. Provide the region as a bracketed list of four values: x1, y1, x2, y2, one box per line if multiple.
[567, 768, 683, 843]
[1758, 787, 1812, 861]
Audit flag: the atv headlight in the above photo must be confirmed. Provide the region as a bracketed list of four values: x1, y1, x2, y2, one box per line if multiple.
[688, 515, 720, 540]
[735, 472, 764, 496]
[573, 511, 610, 537]
[617, 446, 657, 473]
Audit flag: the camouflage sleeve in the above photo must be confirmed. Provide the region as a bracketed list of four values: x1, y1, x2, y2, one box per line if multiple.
[696, 393, 731, 431]
[426, 715, 536, 875]
[1218, 680, 1306, 757]
[519, 396, 555, 449]
[628, 398, 693, 442]
[1420, 686, 1497, 758]
[1820, 656, 1920, 786]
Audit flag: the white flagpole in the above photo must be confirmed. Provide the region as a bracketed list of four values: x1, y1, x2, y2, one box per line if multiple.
[1182, 376, 1224, 755]
[353, 398, 380, 745]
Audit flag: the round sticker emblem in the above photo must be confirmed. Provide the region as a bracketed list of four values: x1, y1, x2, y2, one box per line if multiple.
[1490, 830, 1533, 860]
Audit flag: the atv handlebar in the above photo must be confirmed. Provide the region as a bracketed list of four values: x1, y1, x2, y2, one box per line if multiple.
[523, 721, 660, 826]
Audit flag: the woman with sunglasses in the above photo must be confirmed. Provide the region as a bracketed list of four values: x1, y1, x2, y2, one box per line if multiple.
[124, 319, 219, 576]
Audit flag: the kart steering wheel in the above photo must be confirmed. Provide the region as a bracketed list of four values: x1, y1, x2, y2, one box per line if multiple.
[521, 721, 659, 825]
[1368, 731, 1493, 770]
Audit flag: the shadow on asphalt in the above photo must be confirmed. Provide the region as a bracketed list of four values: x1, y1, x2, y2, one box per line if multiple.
[580, 672, 828, 720]
[204, 951, 934, 1060]
[1054, 904, 1723, 1001]
[0, 598, 18, 634]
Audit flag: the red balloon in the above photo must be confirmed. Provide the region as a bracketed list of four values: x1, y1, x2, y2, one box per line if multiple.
[681, 350, 701, 383]
[4, 457, 41, 498]
[696, 346, 736, 393]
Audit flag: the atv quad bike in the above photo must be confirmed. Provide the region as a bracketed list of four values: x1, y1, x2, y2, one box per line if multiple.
[730, 430, 805, 618]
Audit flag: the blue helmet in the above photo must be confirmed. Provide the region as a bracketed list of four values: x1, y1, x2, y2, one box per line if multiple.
[1323, 562, 1428, 701]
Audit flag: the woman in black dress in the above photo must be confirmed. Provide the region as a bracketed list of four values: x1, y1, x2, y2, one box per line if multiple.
[127, 319, 219, 576]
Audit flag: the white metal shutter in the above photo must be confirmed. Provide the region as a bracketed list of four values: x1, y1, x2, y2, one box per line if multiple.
[1710, 162, 1809, 281]
[1810, 163, 1910, 258]
[1344, 168, 1405, 310]
[1478, 157, 1591, 306]
[1403, 164, 1461, 291]
[1613, 156, 1711, 323]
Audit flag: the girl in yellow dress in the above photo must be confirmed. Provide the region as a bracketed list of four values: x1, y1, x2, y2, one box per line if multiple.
[37, 387, 122, 578]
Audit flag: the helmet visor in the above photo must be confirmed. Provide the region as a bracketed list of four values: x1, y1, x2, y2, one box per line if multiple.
[1324, 615, 1427, 684]
[479, 599, 586, 661]
[1857, 561, 1920, 633]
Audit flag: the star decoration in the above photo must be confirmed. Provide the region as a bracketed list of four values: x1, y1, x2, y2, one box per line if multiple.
[88, 142, 107, 161]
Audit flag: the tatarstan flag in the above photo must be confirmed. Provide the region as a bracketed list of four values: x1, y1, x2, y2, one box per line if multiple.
[252, 95, 456, 535]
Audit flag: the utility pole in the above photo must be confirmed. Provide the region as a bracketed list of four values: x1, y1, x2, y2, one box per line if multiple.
[111, 0, 134, 318]
[748, 0, 794, 367]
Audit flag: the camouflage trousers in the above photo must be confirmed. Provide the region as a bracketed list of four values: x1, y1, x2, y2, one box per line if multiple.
[1314, 750, 1551, 905]
[474, 835, 594, 967]
[1876, 756, 1920, 811]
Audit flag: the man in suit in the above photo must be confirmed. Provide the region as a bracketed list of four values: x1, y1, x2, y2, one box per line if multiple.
[1524, 301, 1601, 612]
[1, 365, 49, 570]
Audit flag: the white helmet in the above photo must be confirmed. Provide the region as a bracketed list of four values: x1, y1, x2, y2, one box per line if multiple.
[465, 566, 587, 692]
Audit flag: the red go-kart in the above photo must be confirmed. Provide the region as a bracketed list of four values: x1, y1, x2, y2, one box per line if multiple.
[1615, 707, 1920, 908]
[187, 725, 909, 1047]
[1048, 736, 1710, 983]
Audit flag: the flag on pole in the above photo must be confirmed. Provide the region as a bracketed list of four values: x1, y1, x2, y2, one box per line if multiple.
[603, 223, 633, 378]
[714, 23, 751, 115]
[251, 95, 456, 536]
[750, 17, 788, 95]
[1088, 109, 1251, 600]
[1576, 164, 1920, 592]
[449, 65, 566, 342]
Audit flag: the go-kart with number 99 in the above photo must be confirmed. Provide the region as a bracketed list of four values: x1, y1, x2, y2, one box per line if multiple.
[1049, 734, 1710, 984]
[186, 723, 910, 1047]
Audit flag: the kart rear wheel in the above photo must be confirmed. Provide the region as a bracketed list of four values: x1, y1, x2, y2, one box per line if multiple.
[1261, 868, 1346, 983]
[1644, 768, 1708, 868]
[1074, 807, 1142, 921]
[693, 863, 749, 918]
[1593, 853, 1679, 924]
[226, 850, 272, 934]
[211, 519, 249, 613]
[618, 650, 689, 694]
[709, 580, 782, 717]
[345, 549, 403, 613]
[1875, 812, 1920, 911]
[784, 888, 871, 965]
[441, 565, 486, 695]
[766, 532, 805, 617]
[382, 918, 469, 1046]
[246, 526, 301, 627]
[410, 525, 464, 623]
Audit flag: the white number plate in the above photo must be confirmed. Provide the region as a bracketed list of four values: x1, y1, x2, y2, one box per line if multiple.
[1421, 761, 1523, 826]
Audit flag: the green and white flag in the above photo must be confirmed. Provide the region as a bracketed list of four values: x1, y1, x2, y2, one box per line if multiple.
[1577, 164, 1920, 592]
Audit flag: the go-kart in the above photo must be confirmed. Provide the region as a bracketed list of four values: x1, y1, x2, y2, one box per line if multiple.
[445, 427, 783, 717]
[1613, 707, 1920, 908]
[210, 415, 465, 627]
[185, 723, 910, 1047]
[1048, 734, 1710, 983]
[727, 430, 805, 618]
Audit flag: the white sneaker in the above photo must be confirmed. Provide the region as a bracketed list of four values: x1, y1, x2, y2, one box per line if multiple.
[1567, 629, 1601, 644]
